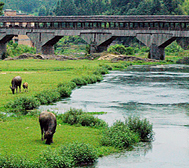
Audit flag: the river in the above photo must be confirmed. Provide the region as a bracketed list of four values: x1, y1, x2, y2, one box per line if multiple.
[39, 64, 189, 168]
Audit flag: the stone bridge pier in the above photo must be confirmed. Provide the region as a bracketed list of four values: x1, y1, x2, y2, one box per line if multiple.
[80, 33, 116, 53]
[27, 32, 63, 55]
[0, 33, 14, 59]
[136, 33, 176, 60]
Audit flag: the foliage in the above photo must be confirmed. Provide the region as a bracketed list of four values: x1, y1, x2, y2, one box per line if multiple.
[101, 116, 153, 149]
[93, 67, 109, 75]
[0, 2, 4, 15]
[108, 44, 127, 54]
[0, 113, 7, 122]
[125, 116, 154, 141]
[0, 155, 40, 168]
[1, 0, 188, 18]
[101, 120, 140, 149]
[6, 42, 36, 57]
[108, 44, 134, 55]
[35, 89, 61, 105]
[57, 86, 72, 97]
[59, 108, 108, 128]
[59, 142, 98, 165]
[5, 96, 41, 115]
[165, 41, 183, 55]
[71, 77, 88, 86]
[57, 81, 77, 89]
[0, 142, 98, 168]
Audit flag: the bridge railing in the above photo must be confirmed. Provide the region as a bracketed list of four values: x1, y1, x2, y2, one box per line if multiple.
[1, 22, 189, 31]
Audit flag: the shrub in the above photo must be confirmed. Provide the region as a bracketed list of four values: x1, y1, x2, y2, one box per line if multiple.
[101, 120, 140, 149]
[41, 148, 74, 168]
[93, 67, 109, 75]
[61, 108, 84, 125]
[59, 142, 98, 166]
[108, 44, 127, 54]
[82, 75, 98, 84]
[0, 155, 40, 168]
[57, 81, 77, 90]
[125, 116, 154, 142]
[5, 96, 41, 115]
[57, 86, 72, 98]
[60, 108, 107, 128]
[71, 77, 88, 86]
[0, 113, 7, 122]
[35, 89, 61, 105]
[99, 64, 113, 70]
[125, 47, 134, 55]
[113, 63, 125, 69]
[77, 114, 108, 127]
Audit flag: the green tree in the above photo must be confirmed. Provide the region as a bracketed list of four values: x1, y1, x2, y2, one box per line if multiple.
[0, 2, 4, 15]
[55, 0, 77, 15]
[38, 6, 46, 16]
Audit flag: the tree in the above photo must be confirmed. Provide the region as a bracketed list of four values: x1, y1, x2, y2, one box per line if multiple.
[0, 2, 4, 15]
[38, 6, 46, 16]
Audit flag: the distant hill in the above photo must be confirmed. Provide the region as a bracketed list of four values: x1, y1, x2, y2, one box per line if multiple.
[1, 0, 189, 16]
[1, 0, 56, 14]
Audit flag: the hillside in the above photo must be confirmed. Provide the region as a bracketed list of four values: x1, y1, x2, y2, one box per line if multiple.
[1, 0, 189, 16]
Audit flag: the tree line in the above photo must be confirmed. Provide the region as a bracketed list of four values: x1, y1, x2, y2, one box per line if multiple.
[0, 0, 188, 16]
[44, 0, 186, 16]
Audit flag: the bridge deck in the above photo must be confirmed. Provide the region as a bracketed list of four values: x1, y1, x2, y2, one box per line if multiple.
[0, 15, 189, 23]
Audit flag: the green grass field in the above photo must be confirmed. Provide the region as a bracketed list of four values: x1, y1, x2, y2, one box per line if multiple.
[0, 59, 119, 162]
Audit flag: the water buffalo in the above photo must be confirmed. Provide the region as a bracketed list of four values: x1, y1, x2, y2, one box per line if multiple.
[23, 82, 28, 92]
[39, 111, 57, 145]
[10, 76, 22, 94]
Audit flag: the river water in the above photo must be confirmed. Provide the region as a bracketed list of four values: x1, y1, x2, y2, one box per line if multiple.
[39, 64, 189, 168]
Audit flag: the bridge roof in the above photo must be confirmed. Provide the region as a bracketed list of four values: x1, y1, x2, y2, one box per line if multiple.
[1, 15, 189, 23]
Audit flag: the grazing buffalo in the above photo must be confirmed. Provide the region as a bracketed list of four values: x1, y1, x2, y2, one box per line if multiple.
[23, 82, 28, 92]
[10, 76, 22, 94]
[39, 111, 57, 145]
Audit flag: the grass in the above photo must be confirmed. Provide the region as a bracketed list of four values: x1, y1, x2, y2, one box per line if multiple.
[0, 59, 113, 111]
[0, 116, 116, 161]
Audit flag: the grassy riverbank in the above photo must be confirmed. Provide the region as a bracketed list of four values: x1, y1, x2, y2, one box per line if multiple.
[0, 58, 177, 167]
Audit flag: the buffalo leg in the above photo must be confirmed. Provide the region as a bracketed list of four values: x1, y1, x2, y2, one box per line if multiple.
[40, 127, 44, 141]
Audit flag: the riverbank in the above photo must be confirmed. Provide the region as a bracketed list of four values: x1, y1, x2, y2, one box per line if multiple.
[0, 58, 182, 167]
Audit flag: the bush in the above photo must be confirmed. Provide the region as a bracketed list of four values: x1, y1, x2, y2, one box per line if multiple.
[99, 64, 113, 70]
[61, 108, 84, 125]
[57, 86, 72, 98]
[57, 81, 77, 90]
[0, 155, 40, 168]
[35, 89, 61, 105]
[60, 108, 107, 128]
[125, 47, 134, 55]
[93, 67, 109, 75]
[108, 44, 127, 54]
[82, 75, 98, 84]
[71, 77, 88, 86]
[0, 113, 7, 122]
[125, 116, 154, 142]
[77, 114, 108, 127]
[5, 96, 41, 115]
[101, 120, 140, 149]
[41, 148, 74, 168]
[59, 142, 98, 166]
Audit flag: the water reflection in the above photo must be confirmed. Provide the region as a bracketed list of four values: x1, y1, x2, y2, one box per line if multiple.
[39, 64, 189, 168]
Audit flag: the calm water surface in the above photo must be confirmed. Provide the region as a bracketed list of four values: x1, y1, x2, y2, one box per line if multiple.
[40, 64, 189, 168]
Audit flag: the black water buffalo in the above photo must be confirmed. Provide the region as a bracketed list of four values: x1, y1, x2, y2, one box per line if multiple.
[10, 76, 22, 94]
[39, 111, 57, 145]
[23, 82, 28, 92]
